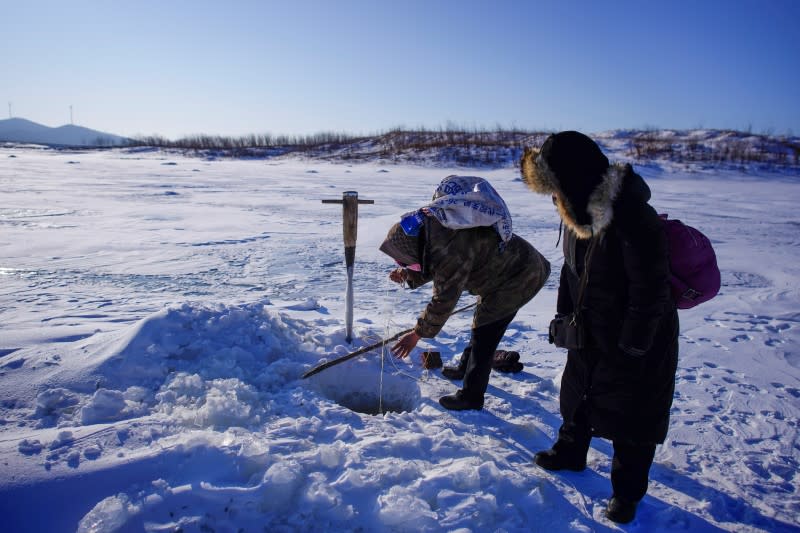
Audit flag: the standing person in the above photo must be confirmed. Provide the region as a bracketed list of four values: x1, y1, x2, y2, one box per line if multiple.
[379, 176, 550, 411]
[519, 131, 679, 524]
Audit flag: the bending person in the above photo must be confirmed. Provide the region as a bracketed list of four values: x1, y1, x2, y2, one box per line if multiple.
[379, 175, 550, 411]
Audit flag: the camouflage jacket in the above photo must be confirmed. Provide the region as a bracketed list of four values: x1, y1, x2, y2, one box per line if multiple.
[399, 217, 550, 338]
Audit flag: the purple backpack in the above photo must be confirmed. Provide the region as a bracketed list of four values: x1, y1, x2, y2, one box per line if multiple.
[660, 214, 721, 309]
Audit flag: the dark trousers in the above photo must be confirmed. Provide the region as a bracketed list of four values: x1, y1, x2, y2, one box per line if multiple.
[611, 441, 656, 502]
[459, 313, 516, 408]
[555, 403, 657, 502]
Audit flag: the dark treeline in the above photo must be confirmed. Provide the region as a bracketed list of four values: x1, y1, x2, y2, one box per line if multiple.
[131, 125, 544, 151]
[128, 127, 800, 169]
[376, 126, 546, 152]
[132, 131, 365, 150]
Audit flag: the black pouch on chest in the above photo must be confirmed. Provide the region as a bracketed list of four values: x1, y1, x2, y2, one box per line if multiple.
[548, 235, 599, 351]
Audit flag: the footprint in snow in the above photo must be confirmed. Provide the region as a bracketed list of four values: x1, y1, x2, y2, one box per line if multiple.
[84, 445, 102, 460]
[2, 358, 24, 370]
[18, 439, 44, 455]
[737, 382, 761, 394]
[714, 424, 735, 437]
[765, 323, 791, 333]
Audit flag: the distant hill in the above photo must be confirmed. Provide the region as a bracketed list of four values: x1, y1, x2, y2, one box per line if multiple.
[0, 117, 130, 147]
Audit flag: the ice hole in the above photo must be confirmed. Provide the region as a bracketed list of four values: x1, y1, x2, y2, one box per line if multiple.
[310, 363, 420, 415]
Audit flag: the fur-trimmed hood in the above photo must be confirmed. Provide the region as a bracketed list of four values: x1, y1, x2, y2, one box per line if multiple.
[521, 146, 628, 239]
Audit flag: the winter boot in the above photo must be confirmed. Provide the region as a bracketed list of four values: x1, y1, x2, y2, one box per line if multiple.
[441, 365, 466, 380]
[439, 391, 482, 411]
[605, 495, 638, 524]
[533, 446, 587, 472]
[441, 346, 470, 380]
[492, 350, 523, 373]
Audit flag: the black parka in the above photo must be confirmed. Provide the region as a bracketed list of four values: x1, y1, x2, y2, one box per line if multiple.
[558, 166, 679, 444]
[522, 147, 680, 444]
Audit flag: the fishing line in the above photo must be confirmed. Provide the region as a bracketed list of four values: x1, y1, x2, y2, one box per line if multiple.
[377, 286, 396, 414]
[347, 278, 477, 412]
[375, 283, 427, 413]
[378, 285, 403, 414]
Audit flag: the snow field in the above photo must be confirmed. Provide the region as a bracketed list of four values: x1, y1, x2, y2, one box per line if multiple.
[0, 146, 798, 531]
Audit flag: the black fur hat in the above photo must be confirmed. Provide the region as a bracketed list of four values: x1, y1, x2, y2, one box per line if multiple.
[520, 131, 620, 237]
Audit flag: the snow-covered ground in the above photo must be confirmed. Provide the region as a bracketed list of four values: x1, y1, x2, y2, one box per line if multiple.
[0, 145, 798, 532]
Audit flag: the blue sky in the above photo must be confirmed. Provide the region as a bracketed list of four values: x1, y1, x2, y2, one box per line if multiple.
[3, 0, 798, 139]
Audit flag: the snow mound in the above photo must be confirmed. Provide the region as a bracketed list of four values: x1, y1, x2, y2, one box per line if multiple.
[37, 301, 322, 430]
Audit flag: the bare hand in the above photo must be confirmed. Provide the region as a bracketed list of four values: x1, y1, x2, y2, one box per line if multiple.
[389, 268, 406, 284]
[391, 330, 420, 358]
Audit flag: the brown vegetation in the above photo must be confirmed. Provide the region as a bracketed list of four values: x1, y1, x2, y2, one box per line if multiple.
[128, 127, 799, 170]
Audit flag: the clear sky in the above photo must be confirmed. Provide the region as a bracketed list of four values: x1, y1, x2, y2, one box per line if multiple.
[3, 0, 798, 139]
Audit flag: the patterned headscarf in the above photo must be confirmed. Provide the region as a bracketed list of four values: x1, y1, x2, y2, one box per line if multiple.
[426, 175, 512, 247]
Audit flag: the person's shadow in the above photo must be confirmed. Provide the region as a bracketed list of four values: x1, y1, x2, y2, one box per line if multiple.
[480, 376, 797, 532]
